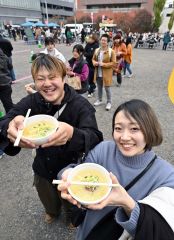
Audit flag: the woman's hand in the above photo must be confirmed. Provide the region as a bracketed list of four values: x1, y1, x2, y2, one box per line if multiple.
[25, 83, 36, 95]
[86, 173, 136, 216]
[57, 168, 81, 207]
[41, 121, 74, 147]
[7, 116, 36, 148]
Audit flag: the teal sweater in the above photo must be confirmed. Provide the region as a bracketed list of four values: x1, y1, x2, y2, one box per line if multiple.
[76, 141, 174, 240]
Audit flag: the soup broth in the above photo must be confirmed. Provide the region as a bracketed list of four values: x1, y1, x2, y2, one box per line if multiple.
[23, 120, 55, 138]
[69, 168, 109, 202]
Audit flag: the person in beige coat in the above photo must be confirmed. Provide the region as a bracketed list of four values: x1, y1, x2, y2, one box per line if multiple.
[92, 34, 116, 111]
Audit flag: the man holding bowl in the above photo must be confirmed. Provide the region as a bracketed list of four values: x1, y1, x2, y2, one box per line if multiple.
[0, 54, 103, 225]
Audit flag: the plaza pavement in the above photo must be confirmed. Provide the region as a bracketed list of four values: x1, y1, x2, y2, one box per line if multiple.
[0, 40, 174, 240]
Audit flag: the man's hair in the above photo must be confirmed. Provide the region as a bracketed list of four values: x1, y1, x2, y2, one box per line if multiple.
[44, 37, 55, 46]
[31, 53, 66, 80]
[100, 34, 110, 42]
[112, 99, 163, 150]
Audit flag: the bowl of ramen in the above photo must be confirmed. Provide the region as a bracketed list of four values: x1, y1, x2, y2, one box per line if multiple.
[67, 163, 112, 205]
[22, 114, 59, 145]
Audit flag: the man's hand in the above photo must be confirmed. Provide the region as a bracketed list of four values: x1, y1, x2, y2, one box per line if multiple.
[41, 121, 74, 147]
[7, 115, 36, 148]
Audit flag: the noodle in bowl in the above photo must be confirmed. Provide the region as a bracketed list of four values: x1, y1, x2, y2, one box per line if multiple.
[22, 114, 59, 145]
[67, 163, 112, 205]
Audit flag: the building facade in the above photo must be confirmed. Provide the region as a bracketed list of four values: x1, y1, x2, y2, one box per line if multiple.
[0, 0, 74, 26]
[0, 0, 41, 25]
[159, 1, 174, 33]
[76, 0, 154, 20]
[40, 0, 74, 24]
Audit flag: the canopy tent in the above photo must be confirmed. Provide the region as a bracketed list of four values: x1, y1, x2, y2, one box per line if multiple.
[47, 22, 60, 28]
[21, 21, 34, 27]
[33, 21, 46, 27]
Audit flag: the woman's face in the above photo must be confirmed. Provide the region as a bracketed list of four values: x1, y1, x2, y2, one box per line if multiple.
[113, 110, 146, 157]
[73, 48, 80, 59]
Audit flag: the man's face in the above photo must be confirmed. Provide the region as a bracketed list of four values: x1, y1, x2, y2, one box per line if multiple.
[34, 67, 65, 105]
[46, 43, 55, 52]
[100, 37, 108, 48]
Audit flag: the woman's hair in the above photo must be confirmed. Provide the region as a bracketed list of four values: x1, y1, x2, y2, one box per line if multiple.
[31, 53, 66, 80]
[90, 33, 99, 42]
[112, 99, 163, 150]
[113, 34, 121, 40]
[73, 44, 84, 55]
[126, 37, 132, 46]
[44, 37, 55, 46]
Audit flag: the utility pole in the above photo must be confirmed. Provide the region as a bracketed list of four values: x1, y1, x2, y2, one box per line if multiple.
[44, 0, 49, 24]
[74, 0, 77, 41]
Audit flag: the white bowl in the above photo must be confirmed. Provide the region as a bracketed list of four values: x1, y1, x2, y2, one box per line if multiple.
[22, 114, 59, 145]
[67, 163, 112, 205]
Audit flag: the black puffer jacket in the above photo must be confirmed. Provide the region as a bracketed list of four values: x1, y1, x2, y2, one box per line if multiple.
[0, 84, 103, 180]
[0, 48, 12, 86]
[84, 41, 99, 68]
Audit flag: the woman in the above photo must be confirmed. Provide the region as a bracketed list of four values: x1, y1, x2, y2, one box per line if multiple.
[67, 44, 89, 94]
[58, 99, 174, 239]
[112, 34, 127, 87]
[84, 34, 99, 98]
[123, 37, 133, 78]
[92, 34, 116, 111]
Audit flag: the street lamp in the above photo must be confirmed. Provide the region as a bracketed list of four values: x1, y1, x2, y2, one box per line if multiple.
[45, 0, 49, 24]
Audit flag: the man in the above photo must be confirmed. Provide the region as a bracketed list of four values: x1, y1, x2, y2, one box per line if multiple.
[0, 54, 103, 224]
[0, 32, 16, 80]
[92, 34, 116, 111]
[0, 48, 13, 159]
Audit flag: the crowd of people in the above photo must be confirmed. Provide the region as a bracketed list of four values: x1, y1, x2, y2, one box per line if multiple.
[0, 25, 174, 240]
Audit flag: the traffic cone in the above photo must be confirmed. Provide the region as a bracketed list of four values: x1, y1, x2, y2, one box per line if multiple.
[38, 40, 42, 48]
[0, 111, 4, 118]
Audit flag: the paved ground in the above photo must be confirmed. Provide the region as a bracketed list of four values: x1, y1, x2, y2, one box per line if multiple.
[0, 40, 174, 240]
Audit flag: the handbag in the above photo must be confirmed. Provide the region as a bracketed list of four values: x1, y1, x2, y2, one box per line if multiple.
[65, 75, 82, 90]
[71, 155, 157, 230]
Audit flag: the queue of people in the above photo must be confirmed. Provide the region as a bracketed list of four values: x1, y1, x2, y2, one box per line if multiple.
[0, 29, 173, 240]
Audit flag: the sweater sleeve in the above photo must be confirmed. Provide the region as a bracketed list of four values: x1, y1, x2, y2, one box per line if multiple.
[115, 202, 140, 237]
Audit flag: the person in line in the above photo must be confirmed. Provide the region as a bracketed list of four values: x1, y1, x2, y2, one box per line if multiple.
[25, 37, 66, 94]
[41, 37, 66, 63]
[92, 34, 116, 111]
[0, 32, 16, 81]
[123, 37, 133, 78]
[58, 99, 174, 240]
[84, 34, 99, 98]
[67, 44, 89, 94]
[0, 54, 103, 225]
[112, 34, 127, 87]
[162, 31, 171, 50]
[0, 48, 13, 159]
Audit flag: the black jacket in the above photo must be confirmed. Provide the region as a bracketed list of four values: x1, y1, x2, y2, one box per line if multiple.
[0, 48, 12, 86]
[0, 35, 13, 57]
[135, 203, 174, 240]
[0, 84, 103, 180]
[84, 41, 99, 68]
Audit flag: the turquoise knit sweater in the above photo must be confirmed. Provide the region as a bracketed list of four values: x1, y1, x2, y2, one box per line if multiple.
[76, 141, 174, 240]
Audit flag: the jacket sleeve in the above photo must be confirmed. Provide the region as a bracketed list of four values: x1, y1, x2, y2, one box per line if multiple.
[75, 64, 89, 82]
[0, 95, 33, 155]
[134, 203, 174, 240]
[65, 103, 103, 155]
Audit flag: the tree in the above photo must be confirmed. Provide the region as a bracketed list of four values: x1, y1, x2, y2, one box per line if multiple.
[132, 9, 153, 33]
[153, 0, 166, 31]
[77, 15, 91, 23]
[168, 10, 174, 30]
